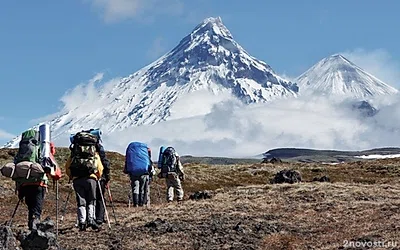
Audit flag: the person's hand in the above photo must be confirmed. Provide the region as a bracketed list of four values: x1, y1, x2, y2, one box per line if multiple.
[105, 181, 110, 189]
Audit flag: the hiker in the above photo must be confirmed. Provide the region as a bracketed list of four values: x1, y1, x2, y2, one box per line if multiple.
[124, 142, 154, 207]
[15, 133, 61, 230]
[65, 131, 104, 231]
[95, 142, 111, 226]
[158, 146, 185, 202]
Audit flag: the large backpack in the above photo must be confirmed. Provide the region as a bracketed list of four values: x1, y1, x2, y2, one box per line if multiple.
[125, 142, 150, 176]
[160, 147, 177, 174]
[69, 132, 99, 178]
[15, 129, 40, 164]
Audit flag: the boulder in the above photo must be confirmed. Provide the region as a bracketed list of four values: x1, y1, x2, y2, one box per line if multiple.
[20, 217, 58, 250]
[262, 157, 283, 164]
[271, 169, 302, 184]
[189, 191, 212, 200]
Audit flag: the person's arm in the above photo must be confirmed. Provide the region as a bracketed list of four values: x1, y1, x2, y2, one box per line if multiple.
[97, 144, 111, 181]
[95, 153, 104, 179]
[175, 153, 185, 179]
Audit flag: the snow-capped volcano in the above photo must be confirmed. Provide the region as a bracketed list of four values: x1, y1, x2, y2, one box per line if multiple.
[3, 16, 298, 148]
[297, 54, 398, 99]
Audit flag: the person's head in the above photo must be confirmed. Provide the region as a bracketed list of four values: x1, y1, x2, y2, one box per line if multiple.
[50, 142, 56, 155]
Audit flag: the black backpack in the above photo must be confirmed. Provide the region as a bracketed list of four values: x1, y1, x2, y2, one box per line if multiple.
[69, 132, 99, 178]
[161, 147, 177, 174]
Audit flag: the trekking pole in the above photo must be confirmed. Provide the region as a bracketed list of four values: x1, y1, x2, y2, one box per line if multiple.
[60, 183, 73, 222]
[128, 182, 132, 208]
[56, 180, 59, 240]
[107, 186, 118, 224]
[128, 190, 131, 208]
[7, 198, 22, 227]
[97, 180, 111, 230]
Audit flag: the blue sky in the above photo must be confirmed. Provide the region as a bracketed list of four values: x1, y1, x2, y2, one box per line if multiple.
[0, 0, 399, 145]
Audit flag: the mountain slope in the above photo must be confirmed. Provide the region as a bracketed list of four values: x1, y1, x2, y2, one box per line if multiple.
[296, 54, 398, 99]
[3, 17, 298, 148]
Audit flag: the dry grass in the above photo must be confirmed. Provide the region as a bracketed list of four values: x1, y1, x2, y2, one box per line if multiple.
[1, 149, 400, 249]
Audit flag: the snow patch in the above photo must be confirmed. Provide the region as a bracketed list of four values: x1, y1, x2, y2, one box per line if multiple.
[354, 154, 400, 159]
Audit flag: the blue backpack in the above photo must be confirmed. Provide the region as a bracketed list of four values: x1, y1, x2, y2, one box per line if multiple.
[125, 142, 150, 176]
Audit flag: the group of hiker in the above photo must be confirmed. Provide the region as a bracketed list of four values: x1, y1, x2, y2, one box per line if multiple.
[1, 127, 185, 232]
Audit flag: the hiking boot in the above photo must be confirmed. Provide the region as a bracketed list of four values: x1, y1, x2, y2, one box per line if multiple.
[88, 219, 99, 230]
[78, 223, 87, 231]
[28, 217, 40, 230]
[95, 219, 104, 226]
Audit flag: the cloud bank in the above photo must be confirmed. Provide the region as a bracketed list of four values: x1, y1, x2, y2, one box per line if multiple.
[94, 93, 400, 158]
[45, 87, 400, 158]
[87, 0, 184, 23]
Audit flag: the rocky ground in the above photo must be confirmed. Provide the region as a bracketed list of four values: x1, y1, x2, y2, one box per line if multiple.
[1, 148, 400, 249]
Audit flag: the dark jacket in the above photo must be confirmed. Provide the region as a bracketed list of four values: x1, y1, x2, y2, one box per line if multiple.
[97, 143, 111, 182]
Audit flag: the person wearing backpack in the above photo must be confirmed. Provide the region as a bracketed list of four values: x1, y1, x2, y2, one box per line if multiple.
[95, 142, 111, 226]
[158, 146, 185, 202]
[124, 142, 153, 207]
[65, 132, 104, 231]
[13, 129, 61, 230]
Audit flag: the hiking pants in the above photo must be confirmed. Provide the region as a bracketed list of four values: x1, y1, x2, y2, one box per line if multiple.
[129, 174, 149, 206]
[73, 177, 97, 224]
[95, 178, 106, 223]
[19, 185, 45, 229]
[166, 174, 184, 201]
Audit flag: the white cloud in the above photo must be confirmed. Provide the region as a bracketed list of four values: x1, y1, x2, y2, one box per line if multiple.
[30, 73, 121, 127]
[81, 93, 400, 158]
[280, 73, 296, 83]
[60, 73, 105, 112]
[87, 0, 184, 23]
[342, 48, 400, 88]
